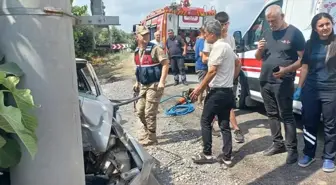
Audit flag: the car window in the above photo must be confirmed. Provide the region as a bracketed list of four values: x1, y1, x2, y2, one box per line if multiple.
[77, 70, 89, 93]
[78, 66, 98, 96]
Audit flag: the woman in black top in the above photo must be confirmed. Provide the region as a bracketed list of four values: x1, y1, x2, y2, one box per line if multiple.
[295, 12, 336, 173]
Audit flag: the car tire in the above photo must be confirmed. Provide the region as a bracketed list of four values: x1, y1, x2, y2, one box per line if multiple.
[234, 73, 248, 109]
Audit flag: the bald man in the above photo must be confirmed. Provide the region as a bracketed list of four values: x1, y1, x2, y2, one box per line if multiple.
[255, 5, 305, 164]
[150, 31, 163, 48]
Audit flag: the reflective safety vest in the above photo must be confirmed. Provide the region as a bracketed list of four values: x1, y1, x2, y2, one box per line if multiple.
[134, 43, 162, 85]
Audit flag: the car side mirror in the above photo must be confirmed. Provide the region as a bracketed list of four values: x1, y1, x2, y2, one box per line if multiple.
[233, 31, 244, 52]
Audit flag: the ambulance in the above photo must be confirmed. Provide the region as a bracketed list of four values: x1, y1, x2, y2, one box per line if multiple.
[133, 0, 216, 70]
[232, 0, 336, 114]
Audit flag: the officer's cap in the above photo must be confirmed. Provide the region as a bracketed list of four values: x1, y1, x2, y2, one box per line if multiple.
[136, 26, 149, 35]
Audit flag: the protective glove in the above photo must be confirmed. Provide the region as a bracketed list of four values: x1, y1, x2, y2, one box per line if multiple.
[293, 87, 302, 100]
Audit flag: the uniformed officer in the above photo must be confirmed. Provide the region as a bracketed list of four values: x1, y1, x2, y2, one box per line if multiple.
[133, 26, 169, 146]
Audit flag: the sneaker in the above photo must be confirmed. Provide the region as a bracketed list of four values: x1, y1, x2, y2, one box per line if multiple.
[298, 155, 315, 167]
[222, 159, 233, 167]
[174, 81, 179, 86]
[233, 129, 244, 143]
[323, 159, 335, 173]
[192, 153, 216, 164]
[182, 81, 188, 86]
[217, 153, 233, 168]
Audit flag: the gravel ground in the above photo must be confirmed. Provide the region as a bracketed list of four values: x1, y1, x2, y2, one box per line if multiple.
[100, 59, 336, 185]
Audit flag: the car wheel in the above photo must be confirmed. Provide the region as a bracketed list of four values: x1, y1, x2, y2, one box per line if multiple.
[234, 75, 248, 109]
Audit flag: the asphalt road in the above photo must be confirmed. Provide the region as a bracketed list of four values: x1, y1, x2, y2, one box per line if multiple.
[102, 64, 336, 185]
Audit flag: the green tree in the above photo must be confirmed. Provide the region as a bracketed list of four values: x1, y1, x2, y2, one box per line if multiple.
[72, 5, 95, 58]
[71, 3, 135, 57]
[110, 26, 136, 50]
[95, 27, 110, 45]
[72, 5, 89, 16]
[110, 26, 123, 43]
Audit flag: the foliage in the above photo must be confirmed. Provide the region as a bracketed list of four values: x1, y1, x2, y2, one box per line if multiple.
[72, 5, 88, 16]
[91, 56, 105, 65]
[72, 5, 94, 58]
[73, 25, 94, 58]
[0, 60, 38, 169]
[71, 4, 136, 59]
[110, 26, 134, 45]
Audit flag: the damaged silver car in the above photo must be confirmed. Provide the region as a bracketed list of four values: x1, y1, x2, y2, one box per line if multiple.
[76, 58, 160, 185]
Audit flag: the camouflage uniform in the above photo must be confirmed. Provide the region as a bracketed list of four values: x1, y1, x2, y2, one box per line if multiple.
[134, 26, 168, 145]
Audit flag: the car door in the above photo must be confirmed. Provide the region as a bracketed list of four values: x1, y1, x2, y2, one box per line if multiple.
[77, 61, 114, 152]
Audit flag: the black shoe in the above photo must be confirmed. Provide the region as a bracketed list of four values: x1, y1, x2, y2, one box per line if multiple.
[286, 150, 298, 164]
[192, 153, 216, 164]
[234, 129, 245, 143]
[182, 81, 188, 85]
[263, 144, 286, 156]
[217, 153, 234, 168]
[174, 81, 179, 86]
[263, 143, 283, 153]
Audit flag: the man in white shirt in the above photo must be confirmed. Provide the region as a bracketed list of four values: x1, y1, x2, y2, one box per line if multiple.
[202, 12, 244, 144]
[150, 31, 163, 48]
[190, 19, 236, 167]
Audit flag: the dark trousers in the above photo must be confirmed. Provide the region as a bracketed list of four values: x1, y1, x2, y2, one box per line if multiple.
[201, 88, 234, 160]
[260, 80, 297, 151]
[301, 86, 336, 160]
[170, 56, 186, 82]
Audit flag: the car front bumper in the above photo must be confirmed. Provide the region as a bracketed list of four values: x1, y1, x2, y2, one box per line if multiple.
[127, 133, 161, 185]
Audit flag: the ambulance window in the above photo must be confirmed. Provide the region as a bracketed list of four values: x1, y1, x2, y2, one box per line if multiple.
[149, 26, 157, 40]
[244, 0, 283, 51]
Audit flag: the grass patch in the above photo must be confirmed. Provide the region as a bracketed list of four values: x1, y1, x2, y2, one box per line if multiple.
[92, 52, 132, 83]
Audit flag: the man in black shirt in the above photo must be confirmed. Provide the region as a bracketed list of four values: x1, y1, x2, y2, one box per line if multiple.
[166, 29, 187, 85]
[255, 5, 305, 164]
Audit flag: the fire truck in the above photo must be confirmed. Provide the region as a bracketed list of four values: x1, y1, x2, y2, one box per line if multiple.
[133, 0, 216, 70]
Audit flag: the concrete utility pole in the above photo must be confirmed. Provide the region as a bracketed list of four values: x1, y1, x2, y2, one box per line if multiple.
[0, 0, 85, 185]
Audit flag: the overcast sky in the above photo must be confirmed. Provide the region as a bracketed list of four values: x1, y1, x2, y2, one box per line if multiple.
[73, 0, 265, 33]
